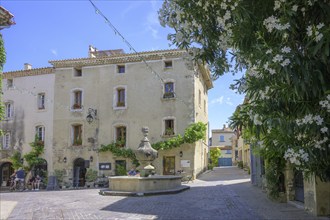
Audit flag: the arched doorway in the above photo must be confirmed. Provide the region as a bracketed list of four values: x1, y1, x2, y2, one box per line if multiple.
[32, 159, 48, 179]
[0, 162, 14, 187]
[73, 158, 87, 187]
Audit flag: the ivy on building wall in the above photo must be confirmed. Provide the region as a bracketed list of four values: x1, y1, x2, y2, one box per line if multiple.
[152, 122, 207, 151]
[0, 34, 5, 72]
[23, 136, 45, 170]
[0, 34, 6, 131]
[99, 122, 207, 162]
[9, 151, 23, 170]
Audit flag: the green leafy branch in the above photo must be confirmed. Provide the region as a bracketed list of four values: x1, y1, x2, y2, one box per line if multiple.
[23, 135, 45, 170]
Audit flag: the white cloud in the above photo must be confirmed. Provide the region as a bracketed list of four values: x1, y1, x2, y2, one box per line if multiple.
[210, 96, 224, 105]
[144, 1, 161, 39]
[51, 49, 57, 56]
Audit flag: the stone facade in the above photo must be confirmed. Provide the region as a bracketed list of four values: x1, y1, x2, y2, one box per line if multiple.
[0, 48, 212, 187]
[210, 125, 235, 166]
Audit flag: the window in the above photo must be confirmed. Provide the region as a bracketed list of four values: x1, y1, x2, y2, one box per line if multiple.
[72, 124, 82, 146]
[36, 126, 45, 142]
[117, 65, 125, 74]
[7, 79, 13, 88]
[117, 88, 125, 107]
[37, 93, 45, 110]
[116, 126, 126, 147]
[164, 60, 173, 69]
[72, 90, 83, 110]
[4, 102, 13, 119]
[225, 150, 232, 154]
[220, 135, 225, 142]
[163, 82, 175, 99]
[2, 133, 10, 149]
[164, 119, 175, 136]
[74, 68, 82, 77]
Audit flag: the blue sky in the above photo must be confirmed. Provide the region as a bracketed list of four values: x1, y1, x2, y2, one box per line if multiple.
[1, 1, 244, 132]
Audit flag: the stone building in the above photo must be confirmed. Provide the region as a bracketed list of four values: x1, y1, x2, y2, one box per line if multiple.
[0, 65, 55, 186]
[210, 125, 235, 166]
[0, 47, 212, 187]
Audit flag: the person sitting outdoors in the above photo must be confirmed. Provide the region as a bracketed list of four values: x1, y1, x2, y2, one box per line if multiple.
[29, 175, 36, 190]
[14, 167, 25, 188]
[127, 168, 137, 176]
[34, 175, 41, 190]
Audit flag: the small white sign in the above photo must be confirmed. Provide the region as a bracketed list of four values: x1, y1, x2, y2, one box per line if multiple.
[181, 160, 190, 168]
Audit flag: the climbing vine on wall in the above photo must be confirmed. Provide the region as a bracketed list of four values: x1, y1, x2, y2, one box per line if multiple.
[23, 136, 45, 170]
[0, 34, 6, 132]
[10, 151, 23, 170]
[99, 122, 207, 159]
[152, 122, 207, 151]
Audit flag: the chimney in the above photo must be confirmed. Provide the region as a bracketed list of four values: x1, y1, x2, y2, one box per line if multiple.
[24, 63, 32, 70]
[88, 45, 97, 58]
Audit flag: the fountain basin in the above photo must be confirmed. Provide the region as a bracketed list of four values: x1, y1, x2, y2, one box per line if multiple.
[99, 175, 190, 196]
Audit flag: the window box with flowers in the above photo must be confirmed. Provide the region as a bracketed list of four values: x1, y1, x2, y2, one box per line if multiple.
[164, 128, 175, 136]
[73, 138, 82, 146]
[117, 102, 125, 107]
[163, 92, 175, 99]
[72, 103, 82, 109]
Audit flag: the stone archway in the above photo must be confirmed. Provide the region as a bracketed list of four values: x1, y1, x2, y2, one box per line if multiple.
[73, 158, 87, 187]
[0, 162, 14, 187]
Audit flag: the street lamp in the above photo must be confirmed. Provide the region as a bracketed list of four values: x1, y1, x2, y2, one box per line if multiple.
[86, 108, 97, 124]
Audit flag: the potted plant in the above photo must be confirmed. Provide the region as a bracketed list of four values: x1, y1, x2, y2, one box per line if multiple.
[164, 128, 174, 136]
[85, 169, 98, 188]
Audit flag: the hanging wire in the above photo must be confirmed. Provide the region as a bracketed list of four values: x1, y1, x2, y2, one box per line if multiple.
[88, 0, 195, 108]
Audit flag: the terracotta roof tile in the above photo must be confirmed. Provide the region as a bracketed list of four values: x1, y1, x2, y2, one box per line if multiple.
[3, 67, 55, 79]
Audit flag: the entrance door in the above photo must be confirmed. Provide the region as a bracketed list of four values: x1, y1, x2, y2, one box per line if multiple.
[294, 170, 304, 203]
[163, 156, 175, 175]
[1, 163, 14, 186]
[73, 158, 87, 187]
[115, 160, 126, 176]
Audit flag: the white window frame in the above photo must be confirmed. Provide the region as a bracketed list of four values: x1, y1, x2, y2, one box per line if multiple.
[2, 133, 11, 150]
[163, 79, 176, 99]
[70, 88, 84, 112]
[4, 101, 14, 119]
[114, 124, 127, 148]
[35, 125, 45, 141]
[37, 93, 46, 110]
[162, 116, 176, 136]
[113, 85, 127, 110]
[71, 124, 83, 146]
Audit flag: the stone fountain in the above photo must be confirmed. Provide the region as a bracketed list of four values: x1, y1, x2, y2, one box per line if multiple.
[100, 127, 190, 196]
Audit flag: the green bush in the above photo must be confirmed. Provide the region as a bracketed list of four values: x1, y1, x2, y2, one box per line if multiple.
[237, 161, 244, 169]
[85, 169, 98, 182]
[115, 164, 127, 176]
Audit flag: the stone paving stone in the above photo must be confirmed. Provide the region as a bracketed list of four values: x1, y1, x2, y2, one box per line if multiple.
[1, 167, 328, 220]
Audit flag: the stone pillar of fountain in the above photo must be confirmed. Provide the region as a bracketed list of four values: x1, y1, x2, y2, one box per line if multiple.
[134, 127, 158, 177]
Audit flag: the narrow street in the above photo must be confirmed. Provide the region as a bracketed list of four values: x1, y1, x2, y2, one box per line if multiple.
[0, 167, 327, 220]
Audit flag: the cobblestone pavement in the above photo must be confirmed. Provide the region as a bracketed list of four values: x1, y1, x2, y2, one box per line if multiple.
[0, 167, 328, 220]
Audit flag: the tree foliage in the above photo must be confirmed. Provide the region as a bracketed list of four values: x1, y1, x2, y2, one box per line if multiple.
[210, 148, 221, 167]
[23, 136, 45, 170]
[160, 0, 330, 181]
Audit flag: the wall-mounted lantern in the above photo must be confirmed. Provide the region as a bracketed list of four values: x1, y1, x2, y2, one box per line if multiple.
[90, 156, 93, 162]
[86, 108, 97, 124]
[179, 151, 183, 158]
[63, 157, 67, 163]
